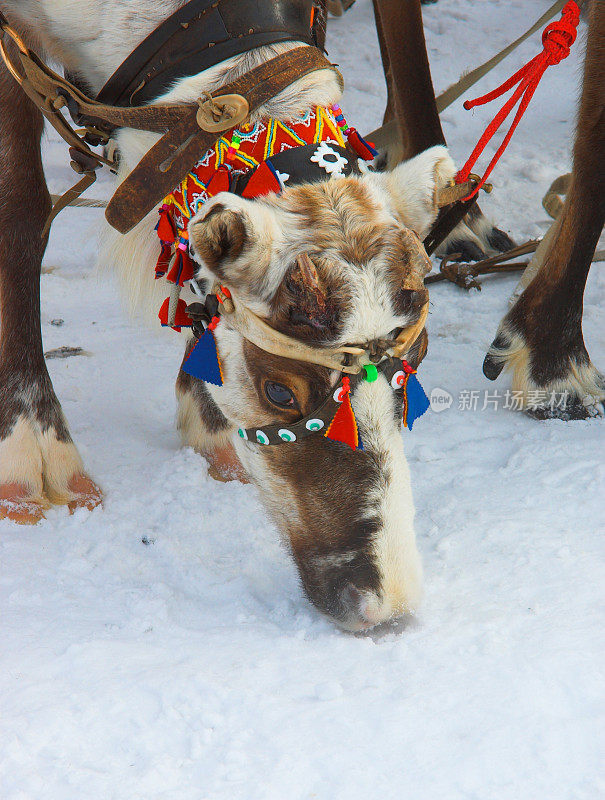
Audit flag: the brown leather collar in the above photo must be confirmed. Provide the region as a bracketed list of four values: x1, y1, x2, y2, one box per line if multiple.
[96, 0, 317, 107]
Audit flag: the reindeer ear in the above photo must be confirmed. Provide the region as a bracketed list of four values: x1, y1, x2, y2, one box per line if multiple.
[188, 196, 250, 281]
[366, 145, 456, 237]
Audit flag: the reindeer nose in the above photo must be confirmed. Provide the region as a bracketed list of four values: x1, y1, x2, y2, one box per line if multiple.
[338, 582, 392, 631]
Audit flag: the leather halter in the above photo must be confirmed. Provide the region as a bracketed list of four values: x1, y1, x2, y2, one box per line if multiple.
[96, 0, 317, 108]
[212, 286, 429, 376]
[191, 285, 429, 447]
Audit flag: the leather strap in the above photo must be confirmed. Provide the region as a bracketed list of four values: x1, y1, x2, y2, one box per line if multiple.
[96, 0, 316, 107]
[423, 195, 478, 257]
[216, 285, 428, 376]
[105, 47, 340, 233]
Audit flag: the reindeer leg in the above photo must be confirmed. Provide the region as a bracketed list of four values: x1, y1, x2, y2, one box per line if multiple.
[484, 3, 604, 420]
[0, 46, 102, 523]
[372, 0, 514, 261]
[176, 349, 248, 484]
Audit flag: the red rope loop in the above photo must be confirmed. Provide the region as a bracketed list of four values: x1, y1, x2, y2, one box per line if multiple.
[456, 1, 580, 197]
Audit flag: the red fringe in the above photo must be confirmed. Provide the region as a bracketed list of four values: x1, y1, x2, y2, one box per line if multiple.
[166, 248, 195, 287]
[154, 242, 172, 279]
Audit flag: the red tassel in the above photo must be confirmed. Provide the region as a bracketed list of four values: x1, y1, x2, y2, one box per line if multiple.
[166, 246, 195, 286]
[157, 203, 176, 244]
[455, 1, 580, 198]
[158, 296, 193, 332]
[206, 165, 231, 196]
[155, 242, 172, 279]
[325, 378, 359, 450]
[345, 128, 378, 160]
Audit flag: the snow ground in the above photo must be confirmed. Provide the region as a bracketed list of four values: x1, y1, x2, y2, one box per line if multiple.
[1, 1, 603, 798]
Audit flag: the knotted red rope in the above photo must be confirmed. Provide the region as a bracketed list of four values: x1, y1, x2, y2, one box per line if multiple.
[456, 0, 580, 198]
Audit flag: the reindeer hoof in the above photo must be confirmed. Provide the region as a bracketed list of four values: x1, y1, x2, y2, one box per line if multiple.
[0, 483, 48, 525]
[203, 446, 249, 484]
[486, 226, 515, 253]
[443, 238, 486, 263]
[526, 401, 592, 421]
[483, 333, 510, 380]
[67, 474, 104, 514]
[438, 203, 515, 263]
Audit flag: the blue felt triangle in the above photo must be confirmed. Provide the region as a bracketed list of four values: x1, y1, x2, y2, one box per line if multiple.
[404, 372, 430, 431]
[181, 329, 224, 386]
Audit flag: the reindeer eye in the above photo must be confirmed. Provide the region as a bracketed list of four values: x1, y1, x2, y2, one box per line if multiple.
[265, 381, 297, 409]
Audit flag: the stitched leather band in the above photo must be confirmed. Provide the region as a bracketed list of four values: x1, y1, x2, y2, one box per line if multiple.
[96, 0, 316, 107]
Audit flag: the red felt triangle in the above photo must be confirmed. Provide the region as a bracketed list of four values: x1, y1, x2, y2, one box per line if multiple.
[179, 249, 195, 284]
[157, 206, 176, 243]
[206, 165, 231, 196]
[241, 161, 282, 199]
[158, 297, 192, 332]
[324, 392, 359, 450]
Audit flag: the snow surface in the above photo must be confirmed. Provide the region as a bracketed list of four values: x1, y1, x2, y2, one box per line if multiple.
[1, 1, 604, 798]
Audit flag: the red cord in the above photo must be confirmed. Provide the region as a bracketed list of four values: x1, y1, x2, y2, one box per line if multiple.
[455, 1, 580, 198]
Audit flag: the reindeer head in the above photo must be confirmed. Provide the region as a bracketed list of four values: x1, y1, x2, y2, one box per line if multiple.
[188, 146, 453, 630]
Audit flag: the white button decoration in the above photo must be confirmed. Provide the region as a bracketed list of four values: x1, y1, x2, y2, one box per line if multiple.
[256, 430, 270, 445]
[278, 429, 296, 442]
[310, 142, 348, 177]
[391, 370, 406, 389]
[305, 418, 325, 431]
[333, 386, 347, 402]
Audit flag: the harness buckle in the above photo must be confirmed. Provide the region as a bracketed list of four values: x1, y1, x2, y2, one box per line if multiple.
[467, 172, 493, 194]
[196, 93, 250, 133]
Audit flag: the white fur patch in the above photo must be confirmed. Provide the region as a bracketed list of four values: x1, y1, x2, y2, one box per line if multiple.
[368, 145, 456, 237]
[352, 378, 423, 618]
[39, 429, 85, 504]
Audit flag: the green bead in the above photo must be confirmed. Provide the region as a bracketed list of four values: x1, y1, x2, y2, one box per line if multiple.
[363, 364, 378, 382]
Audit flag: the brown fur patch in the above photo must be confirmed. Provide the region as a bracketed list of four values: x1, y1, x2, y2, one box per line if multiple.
[278, 178, 388, 266]
[271, 255, 344, 343]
